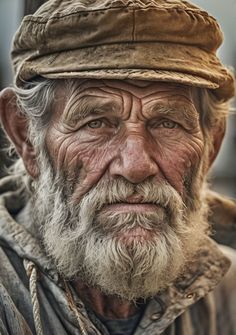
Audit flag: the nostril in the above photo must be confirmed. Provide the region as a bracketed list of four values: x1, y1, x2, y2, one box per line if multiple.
[109, 157, 159, 184]
[109, 136, 159, 183]
[110, 159, 158, 184]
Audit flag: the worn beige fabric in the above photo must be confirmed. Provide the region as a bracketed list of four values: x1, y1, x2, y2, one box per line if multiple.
[207, 191, 236, 249]
[12, 0, 235, 100]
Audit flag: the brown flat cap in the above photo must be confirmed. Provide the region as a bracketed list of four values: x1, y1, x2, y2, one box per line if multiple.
[12, 0, 235, 101]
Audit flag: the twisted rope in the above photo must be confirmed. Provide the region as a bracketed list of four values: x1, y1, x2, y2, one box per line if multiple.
[24, 259, 89, 335]
[24, 260, 44, 335]
[63, 280, 88, 335]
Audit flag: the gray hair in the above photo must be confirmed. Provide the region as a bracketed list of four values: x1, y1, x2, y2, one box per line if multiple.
[14, 79, 58, 150]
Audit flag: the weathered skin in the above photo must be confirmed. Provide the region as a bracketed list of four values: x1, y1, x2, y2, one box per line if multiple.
[47, 80, 204, 197]
[44, 80, 205, 319]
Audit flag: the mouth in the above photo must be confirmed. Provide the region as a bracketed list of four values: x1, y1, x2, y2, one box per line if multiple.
[102, 195, 160, 213]
[98, 195, 164, 243]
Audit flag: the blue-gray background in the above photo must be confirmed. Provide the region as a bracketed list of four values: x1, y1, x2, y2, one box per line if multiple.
[0, 0, 235, 196]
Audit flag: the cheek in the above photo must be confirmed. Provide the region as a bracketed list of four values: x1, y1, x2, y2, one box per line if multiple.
[46, 130, 117, 196]
[155, 133, 204, 194]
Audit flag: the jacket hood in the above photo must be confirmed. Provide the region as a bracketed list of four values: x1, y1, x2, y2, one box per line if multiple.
[0, 175, 56, 279]
[207, 190, 236, 249]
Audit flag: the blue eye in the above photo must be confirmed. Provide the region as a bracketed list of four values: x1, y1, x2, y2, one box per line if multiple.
[87, 120, 103, 128]
[162, 120, 178, 129]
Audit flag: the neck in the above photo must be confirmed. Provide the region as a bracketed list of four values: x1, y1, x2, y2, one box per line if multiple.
[73, 281, 144, 319]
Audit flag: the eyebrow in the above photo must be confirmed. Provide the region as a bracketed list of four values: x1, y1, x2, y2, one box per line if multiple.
[62, 95, 120, 124]
[148, 102, 199, 128]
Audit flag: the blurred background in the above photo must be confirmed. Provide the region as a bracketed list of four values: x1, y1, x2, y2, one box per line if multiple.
[0, 0, 235, 196]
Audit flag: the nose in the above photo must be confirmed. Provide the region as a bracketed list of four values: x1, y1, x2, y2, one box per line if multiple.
[109, 135, 159, 184]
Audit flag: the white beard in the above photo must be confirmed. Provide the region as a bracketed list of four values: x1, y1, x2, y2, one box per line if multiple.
[32, 155, 208, 301]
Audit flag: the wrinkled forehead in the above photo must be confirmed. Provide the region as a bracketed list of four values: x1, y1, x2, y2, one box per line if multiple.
[61, 79, 197, 101]
[54, 79, 200, 119]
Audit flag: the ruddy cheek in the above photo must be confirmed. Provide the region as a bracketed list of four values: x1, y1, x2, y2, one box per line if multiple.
[65, 141, 119, 200]
[157, 140, 204, 195]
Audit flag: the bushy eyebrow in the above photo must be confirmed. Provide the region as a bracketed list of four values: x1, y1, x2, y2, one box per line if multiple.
[148, 102, 200, 128]
[62, 95, 120, 124]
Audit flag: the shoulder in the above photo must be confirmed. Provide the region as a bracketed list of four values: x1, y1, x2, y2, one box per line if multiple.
[0, 245, 34, 334]
[0, 279, 33, 335]
[217, 245, 236, 292]
[186, 244, 236, 335]
[212, 245, 236, 335]
[207, 190, 236, 249]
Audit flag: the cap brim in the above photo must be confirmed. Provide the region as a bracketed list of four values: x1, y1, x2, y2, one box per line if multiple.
[18, 42, 234, 100]
[44, 69, 218, 89]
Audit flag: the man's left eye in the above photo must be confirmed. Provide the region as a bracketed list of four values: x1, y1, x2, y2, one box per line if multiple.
[161, 120, 178, 129]
[87, 120, 104, 128]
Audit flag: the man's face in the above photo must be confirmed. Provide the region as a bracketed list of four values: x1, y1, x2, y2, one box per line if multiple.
[47, 80, 204, 200]
[32, 80, 207, 300]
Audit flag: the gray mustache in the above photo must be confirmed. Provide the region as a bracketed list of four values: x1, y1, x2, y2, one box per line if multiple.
[72, 177, 184, 229]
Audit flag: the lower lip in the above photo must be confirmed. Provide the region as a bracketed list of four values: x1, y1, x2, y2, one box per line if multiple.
[103, 203, 159, 213]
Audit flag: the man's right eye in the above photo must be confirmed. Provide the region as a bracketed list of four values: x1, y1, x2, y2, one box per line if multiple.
[87, 120, 104, 128]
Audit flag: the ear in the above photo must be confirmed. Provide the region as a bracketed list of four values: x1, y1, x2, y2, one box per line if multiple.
[207, 118, 226, 170]
[0, 88, 39, 178]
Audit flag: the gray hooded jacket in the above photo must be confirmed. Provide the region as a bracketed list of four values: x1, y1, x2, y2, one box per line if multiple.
[0, 175, 236, 335]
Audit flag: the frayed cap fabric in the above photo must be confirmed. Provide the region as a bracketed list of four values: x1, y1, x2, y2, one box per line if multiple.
[12, 0, 235, 100]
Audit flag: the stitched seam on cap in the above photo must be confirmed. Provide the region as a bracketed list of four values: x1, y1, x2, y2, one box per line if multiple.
[132, 8, 135, 42]
[22, 6, 218, 24]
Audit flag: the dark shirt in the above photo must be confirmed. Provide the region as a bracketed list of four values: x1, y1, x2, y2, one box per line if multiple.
[97, 311, 143, 335]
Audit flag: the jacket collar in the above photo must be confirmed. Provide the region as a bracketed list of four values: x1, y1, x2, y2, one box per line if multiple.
[135, 237, 230, 334]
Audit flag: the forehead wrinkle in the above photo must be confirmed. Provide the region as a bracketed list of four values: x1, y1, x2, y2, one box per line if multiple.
[72, 82, 126, 101]
[142, 93, 195, 106]
[93, 82, 148, 100]
[67, 82, 124, 103]
[63, 94, 120, 123]
[97, 87, 131, 103]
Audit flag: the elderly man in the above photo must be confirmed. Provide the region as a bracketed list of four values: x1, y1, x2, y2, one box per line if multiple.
[0, 0, 236, 334]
